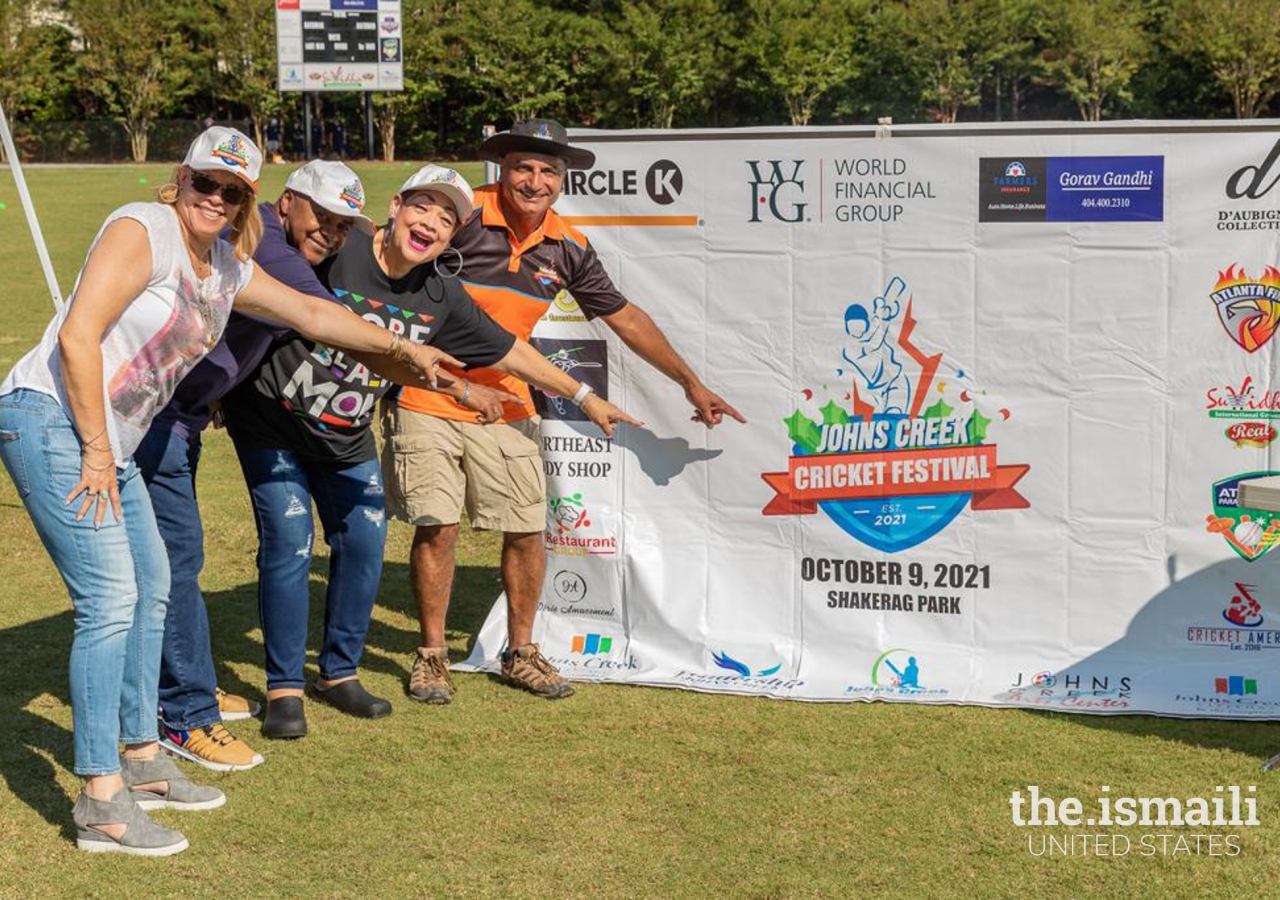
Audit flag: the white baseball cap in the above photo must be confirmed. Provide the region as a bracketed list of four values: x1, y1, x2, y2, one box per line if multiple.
[397, 164, 474, 224]
[183, 126, 262, 188]
[285, 160, 369, 219]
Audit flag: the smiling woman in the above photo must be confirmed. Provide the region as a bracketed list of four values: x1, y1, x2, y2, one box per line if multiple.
[0, 127, 465, 857]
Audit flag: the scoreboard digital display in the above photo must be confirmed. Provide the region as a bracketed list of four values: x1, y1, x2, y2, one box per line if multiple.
[277, 0, 403, 92]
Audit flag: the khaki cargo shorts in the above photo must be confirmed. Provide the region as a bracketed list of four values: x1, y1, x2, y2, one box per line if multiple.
[381, 402, 546, 533]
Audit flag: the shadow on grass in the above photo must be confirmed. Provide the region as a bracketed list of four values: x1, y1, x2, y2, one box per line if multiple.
[0, 560, 499, 829]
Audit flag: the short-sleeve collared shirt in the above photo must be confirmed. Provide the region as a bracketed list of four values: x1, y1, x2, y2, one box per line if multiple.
[396, 184, 628, 423]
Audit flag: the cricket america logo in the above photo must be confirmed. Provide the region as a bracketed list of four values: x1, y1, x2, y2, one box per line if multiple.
[747, 159, 808, 223]
[529, 337, 608, 421]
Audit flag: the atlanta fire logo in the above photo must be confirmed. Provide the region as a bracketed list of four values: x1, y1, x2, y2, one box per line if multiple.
[760, 276, 1030, 553]
[1212, 264, 1280, 353]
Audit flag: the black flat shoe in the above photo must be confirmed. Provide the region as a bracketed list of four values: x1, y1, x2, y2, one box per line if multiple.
[311, 680, 392, 719]
[261, 696, 308, 740]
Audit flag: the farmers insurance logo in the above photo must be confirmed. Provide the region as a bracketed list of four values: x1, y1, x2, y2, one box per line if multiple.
[529, 338, 608, 421]
[562, 160, 683, 205]
[760, 275, 1029, 553]
[747, 159, 807, 223]
[1211, 264, 1280, 353]
[979, 156, 1162, 222]
[1205, 471, 1280, 561]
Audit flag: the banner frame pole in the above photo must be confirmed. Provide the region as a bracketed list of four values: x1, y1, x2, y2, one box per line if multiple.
[0, 99, 63, 311]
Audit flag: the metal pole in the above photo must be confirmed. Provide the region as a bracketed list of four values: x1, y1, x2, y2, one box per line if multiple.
[0, 99, 63, 311]
[482, 124, 497, 185]
[304, 93, 313, 159]
[365, 92, 375, 160]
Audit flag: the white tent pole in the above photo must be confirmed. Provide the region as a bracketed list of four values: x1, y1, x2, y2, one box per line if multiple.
[0, 99, 63, 311]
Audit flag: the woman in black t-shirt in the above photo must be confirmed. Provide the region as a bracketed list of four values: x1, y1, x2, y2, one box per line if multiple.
[223, 166, 636, 737]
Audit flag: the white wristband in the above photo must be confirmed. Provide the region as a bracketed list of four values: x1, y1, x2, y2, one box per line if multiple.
[571, 383, 594, 407]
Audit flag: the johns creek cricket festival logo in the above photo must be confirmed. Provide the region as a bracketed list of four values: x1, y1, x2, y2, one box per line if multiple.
[760, 276, 1030, 552]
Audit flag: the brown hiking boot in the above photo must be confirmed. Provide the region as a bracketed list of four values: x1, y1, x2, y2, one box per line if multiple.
[501, 643, 575, 699]
[408, 647, 455, 704]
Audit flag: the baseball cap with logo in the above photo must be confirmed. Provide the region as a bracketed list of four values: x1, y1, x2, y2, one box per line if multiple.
[397, 164, 474, 224]
[183, 126, 262, 188]
[285, 159, 369, 220]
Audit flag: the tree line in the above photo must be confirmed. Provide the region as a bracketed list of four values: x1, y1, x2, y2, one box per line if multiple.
[2, 0, 1278, 162]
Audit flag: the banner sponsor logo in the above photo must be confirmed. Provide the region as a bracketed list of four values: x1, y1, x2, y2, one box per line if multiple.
[1205, 471, 1280, 561]
[545, 491, 616, 556]
[747, 159, 808, 223]
[537, 569, 617, 619]
[1184, 583, 1280, 651]
[1217, 675, 1259, 695]
[546, 289, 586, 323]
[845, 648, 948, 697]
[1225, 422, 1277, 448]
[571, 633, 613, 655]
[980, 156, 1163, 222]
[530, 338, 609, 423]
[1220, 139, 1280, 230]
[563, 160, 684, 205]
[1172, 685, 1280, 712]
[761, 275, 1029, 553]
[1007, 671, 1133, 709]
[1205, 376, 1280, 421]
[673, 650, 803, 692]
[541, 432, 615, 481]
[1211, 264, 1280, 353]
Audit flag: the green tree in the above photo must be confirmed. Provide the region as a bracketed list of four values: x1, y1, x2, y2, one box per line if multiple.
[455, 0, 572, 121]
[898, 0, 992, 123]
[71, 0, 195, 160]
[1037, 0, 1149, 121]
[608, 0, 722, 128]
[1166, 0, 1280, 119]
[736, 0, 868, 127]
[218, 0, 283, 148]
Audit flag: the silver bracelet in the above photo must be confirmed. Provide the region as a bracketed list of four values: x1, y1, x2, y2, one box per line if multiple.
[571, 383, 594, 407]
[459, 381, 471, 405]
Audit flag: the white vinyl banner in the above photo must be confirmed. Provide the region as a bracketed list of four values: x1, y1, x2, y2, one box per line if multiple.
[456, 122, 1280, 719]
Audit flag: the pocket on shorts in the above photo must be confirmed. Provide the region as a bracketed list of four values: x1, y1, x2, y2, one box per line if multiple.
[496, 426, 546, 509]
[0, 429, 30, 498]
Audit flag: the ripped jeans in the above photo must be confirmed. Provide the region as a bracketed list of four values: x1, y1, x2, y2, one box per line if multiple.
[233, 444, 387, 690]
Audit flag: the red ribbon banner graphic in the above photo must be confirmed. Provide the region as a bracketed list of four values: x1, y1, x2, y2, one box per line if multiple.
[761, 445, 1030, 516]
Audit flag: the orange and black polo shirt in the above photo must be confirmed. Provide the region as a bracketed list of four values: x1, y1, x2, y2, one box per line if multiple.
[397, 184, 628, 423]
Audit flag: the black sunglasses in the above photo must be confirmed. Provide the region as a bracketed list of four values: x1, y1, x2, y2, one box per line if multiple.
[189, 171, 250, 205]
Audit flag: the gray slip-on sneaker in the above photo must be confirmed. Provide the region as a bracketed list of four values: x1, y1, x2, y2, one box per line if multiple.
[120, 752, 226, 811]
[72, 787, 189, 856]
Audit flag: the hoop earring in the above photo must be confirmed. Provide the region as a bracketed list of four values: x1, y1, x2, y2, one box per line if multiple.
[434, 246, 464, 279]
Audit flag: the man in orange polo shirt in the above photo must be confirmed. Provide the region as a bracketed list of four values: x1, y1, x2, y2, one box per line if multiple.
[383, 119, 744, 702]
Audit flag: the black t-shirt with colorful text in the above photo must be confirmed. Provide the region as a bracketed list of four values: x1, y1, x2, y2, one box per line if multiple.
[224, 228, 516, 464]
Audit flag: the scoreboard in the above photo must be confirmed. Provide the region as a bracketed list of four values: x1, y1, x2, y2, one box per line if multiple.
[276, 0, 403, 92]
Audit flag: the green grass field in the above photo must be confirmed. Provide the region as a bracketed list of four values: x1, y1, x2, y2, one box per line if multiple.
[3, 162, 1280, 898]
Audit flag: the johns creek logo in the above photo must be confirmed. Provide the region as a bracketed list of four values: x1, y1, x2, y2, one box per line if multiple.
[1205, 471, 1280, 562]
[1216, 675, 1258, 696]
[760, 275, 1030, 553]
[1212, 264, 1280, 353]
[571, 633, 612, 655]
[712, 651, 782, 678]
[213, 133, 250, 170]
[339, 180, 364, 210]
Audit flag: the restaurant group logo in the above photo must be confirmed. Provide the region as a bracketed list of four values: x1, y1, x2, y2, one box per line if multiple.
[1211, 264, 1280, 353]
[545, 491, 616, 556]
[760, 275, 1029, 552]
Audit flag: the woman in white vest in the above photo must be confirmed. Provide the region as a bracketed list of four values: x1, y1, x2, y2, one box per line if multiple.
[0, 127, 459, 856]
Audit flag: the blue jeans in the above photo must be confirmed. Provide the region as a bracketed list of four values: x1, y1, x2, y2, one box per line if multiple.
[0, 390, 169, 775]
[233, 443, 386, 690]
[134, 425, 221, 730]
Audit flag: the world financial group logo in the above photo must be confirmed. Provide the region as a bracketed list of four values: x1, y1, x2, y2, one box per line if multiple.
[747, 159, 807, 223]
